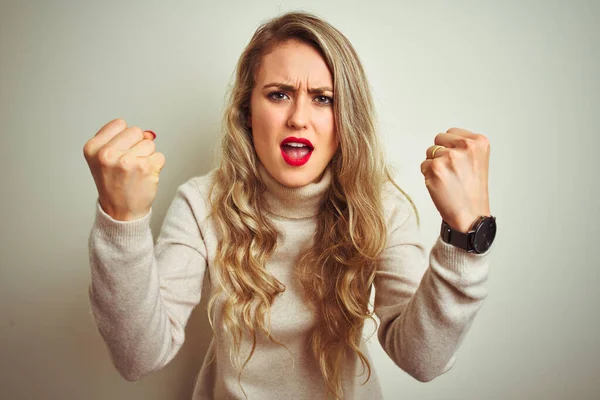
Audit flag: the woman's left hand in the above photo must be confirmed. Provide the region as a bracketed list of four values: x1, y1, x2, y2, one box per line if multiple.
[420, 127, 491, 233]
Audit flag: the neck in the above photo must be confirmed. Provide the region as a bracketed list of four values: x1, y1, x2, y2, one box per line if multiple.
[258, 162, 332, 219]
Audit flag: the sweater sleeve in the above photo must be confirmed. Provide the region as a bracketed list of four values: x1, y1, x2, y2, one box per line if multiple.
[87, 179, 208, 381]
[373, 187, 494, 383]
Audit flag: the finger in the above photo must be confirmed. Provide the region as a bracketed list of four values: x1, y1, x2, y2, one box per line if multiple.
[94, 118, 126, 139]
[446, 127, 479, 139]
[127, 138, 156, 157]
[86, 118, 128, 157]
[433, 132, 463, 148]
[104, 125, 144, 153]
[420, 159, 433, 176]
[86, 119, 155, 157]
[105, 125, 153, 153]
[426, 144, 450, 160]
[147, 151, 166, 175]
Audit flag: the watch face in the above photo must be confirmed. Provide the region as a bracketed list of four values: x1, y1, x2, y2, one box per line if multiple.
[473, 217, 497, 253]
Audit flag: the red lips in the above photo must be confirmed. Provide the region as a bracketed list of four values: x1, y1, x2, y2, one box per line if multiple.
[281, 137, 313, 148]
[280, 136, 314, 166]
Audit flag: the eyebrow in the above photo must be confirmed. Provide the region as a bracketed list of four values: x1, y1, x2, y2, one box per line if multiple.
[262, 82, 333, 95]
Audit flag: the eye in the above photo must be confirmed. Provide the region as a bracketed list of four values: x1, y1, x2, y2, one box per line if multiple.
[315, 95, 333, 105]
[268, 91, 289, 102]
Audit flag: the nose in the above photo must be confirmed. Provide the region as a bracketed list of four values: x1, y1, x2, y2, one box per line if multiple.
[287, 97, 309, 130]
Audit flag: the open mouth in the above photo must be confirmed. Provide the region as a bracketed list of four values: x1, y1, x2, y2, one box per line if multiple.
[280, 137, 314, 166]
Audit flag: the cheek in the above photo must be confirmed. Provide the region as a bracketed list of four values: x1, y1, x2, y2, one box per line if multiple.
[252, 102, 284, 136]
[317, 111, 337, 147]
[250, 104, 283, 157]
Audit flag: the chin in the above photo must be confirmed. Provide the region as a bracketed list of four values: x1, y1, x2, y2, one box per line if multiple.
[259, 152, 327, 188]
[276, 171, 315, 188]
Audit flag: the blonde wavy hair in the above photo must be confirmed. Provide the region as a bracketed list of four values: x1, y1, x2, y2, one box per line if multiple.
[206, 10, 419, 400]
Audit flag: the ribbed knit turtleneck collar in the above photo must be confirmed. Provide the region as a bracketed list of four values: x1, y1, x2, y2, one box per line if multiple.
[258, 162, 332, 220]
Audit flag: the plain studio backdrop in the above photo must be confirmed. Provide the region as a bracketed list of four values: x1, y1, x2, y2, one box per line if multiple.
[0, 0, 598, 399]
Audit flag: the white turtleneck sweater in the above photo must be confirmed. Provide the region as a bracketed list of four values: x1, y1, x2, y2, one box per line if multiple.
[87, 163, 494, 399]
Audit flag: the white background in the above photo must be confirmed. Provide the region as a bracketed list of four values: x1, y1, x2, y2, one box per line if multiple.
[0, 0, 598, 399]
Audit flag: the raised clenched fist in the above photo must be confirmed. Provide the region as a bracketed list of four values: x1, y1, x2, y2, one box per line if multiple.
[83, 118, 165, 221]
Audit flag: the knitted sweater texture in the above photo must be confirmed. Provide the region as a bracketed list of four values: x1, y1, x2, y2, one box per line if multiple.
[87, 163, 493, 399]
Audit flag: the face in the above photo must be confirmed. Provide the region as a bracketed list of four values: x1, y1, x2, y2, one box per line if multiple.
[248, 39, 338, 188]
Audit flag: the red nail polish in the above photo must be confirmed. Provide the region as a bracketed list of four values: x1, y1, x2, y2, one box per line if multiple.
[146, 130, 156, 139]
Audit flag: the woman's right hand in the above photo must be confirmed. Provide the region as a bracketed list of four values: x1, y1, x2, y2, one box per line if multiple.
[83, 118, 166, 221]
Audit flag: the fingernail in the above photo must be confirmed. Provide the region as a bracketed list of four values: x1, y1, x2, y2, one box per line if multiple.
[145, 130, 156, 140]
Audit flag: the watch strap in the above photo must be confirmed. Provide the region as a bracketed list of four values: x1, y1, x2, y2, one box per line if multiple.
[440, 220, 472, 251]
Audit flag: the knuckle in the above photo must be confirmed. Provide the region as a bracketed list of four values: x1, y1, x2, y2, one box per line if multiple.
[137, 160, 150, 174]
[117, 154, 134, 170]
[463, 138, 476, 152]
[456, 137, 468, 147]
[97, 147, 114, 165]
[83, 140, 93, 159]
[130, 126, 143, 135]
[141, 162, 153, 175]
[446, 149, 457, 162]
[430, 159, 444, 175]
[476, 134, 490, 147]
[446, 150, 457, 164]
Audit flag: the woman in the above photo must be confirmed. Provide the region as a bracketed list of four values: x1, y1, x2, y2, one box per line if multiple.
[83, 11, 496, 400]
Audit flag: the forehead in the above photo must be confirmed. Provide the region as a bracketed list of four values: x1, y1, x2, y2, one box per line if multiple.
[255, 39, 332, 85]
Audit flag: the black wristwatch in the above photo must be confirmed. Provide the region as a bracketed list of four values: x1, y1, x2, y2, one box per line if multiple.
[440, 216, 497, 254]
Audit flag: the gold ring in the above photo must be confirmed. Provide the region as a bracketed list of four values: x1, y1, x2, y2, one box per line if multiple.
[431, 145, 444, 159]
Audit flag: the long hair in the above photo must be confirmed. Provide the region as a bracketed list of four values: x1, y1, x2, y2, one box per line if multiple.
[206, 11, 419, 399]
